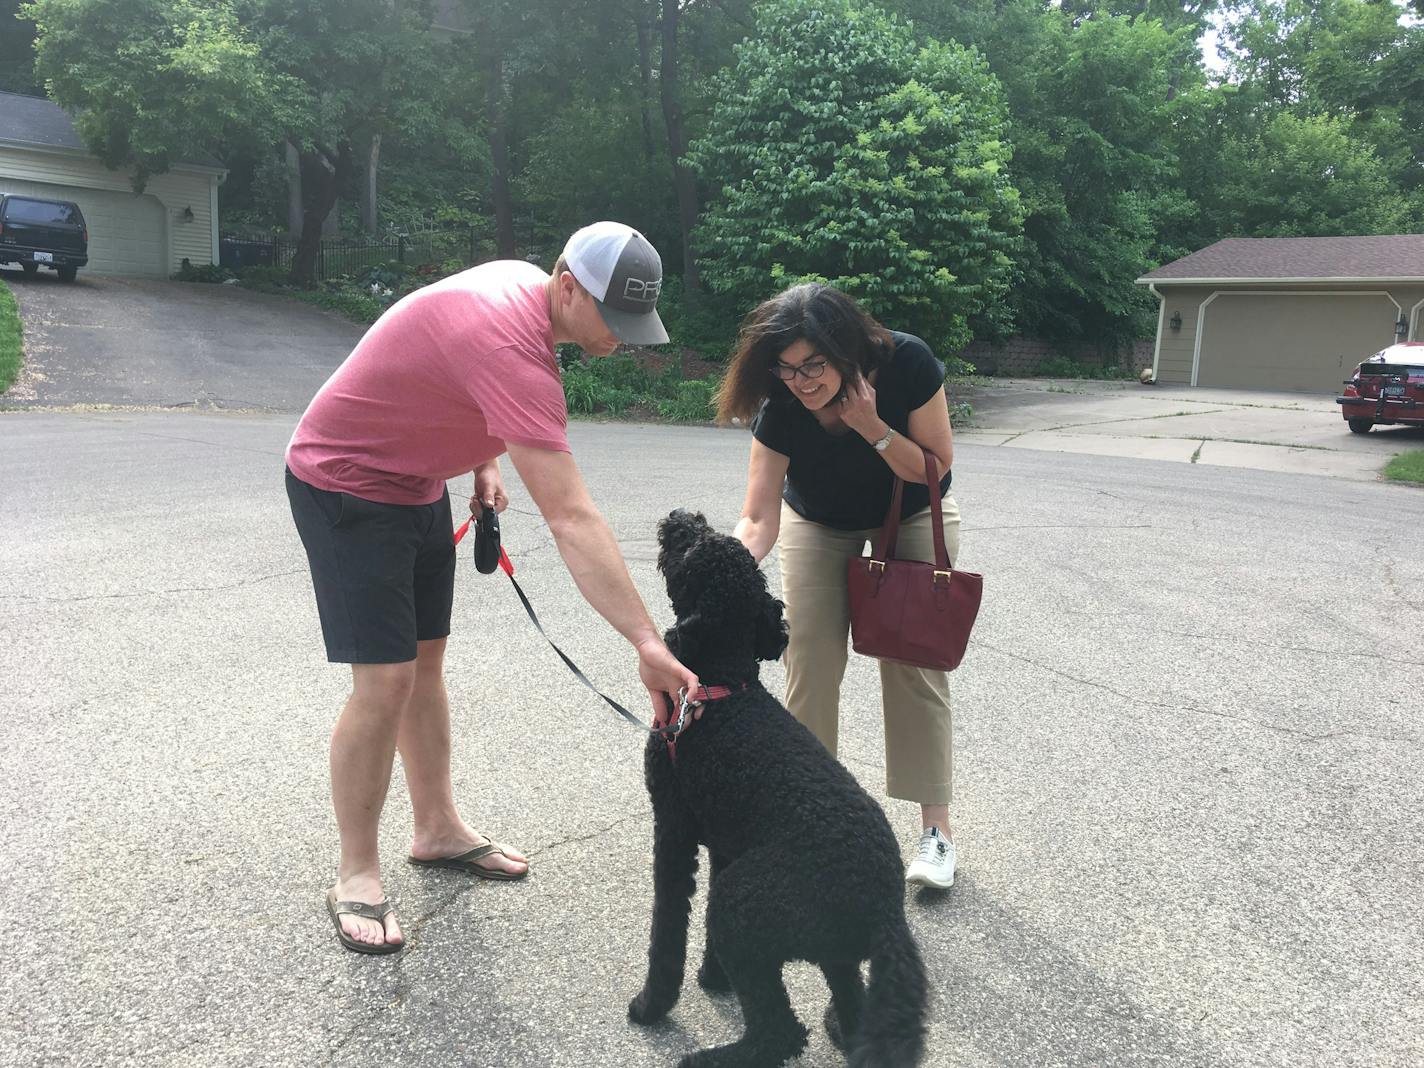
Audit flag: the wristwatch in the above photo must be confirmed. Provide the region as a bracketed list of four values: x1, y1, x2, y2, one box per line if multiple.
[872, 427, 896, 452]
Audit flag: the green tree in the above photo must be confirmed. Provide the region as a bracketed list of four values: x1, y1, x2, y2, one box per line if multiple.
[0, 0, 41, 94]
[882, 0, 1206, 346]
[690, 0, 1021, 356]
[1222, 0, 1424, 204]
[1212, 111, 1413, 235]
[24, 0, 446, 283]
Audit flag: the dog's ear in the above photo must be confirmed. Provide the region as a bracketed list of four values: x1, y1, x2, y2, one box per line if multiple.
[754, 595, 788, 662]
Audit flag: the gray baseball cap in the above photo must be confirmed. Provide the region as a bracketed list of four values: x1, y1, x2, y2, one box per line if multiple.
[562, 221, 670, 345]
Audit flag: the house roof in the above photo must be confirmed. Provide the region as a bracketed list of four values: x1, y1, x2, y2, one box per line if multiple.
[1137, 235, 1424, 285]
[0, 90, 224, 171]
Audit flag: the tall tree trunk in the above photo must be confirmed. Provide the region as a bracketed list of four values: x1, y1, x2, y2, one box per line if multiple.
[292, 142, 351, 286]
[488, 85, 516, 258]
[659, 0, 701, 293]
[285, 141, 304, 237]
[636, 5, 657, 161]
[477, 13, 516, 260]
[360, 132, 381, 234]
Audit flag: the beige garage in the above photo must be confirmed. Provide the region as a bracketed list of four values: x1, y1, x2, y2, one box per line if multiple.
[0, 177, 167, 276]
[0, 90, 225, 278]
[1138, 236, 1424, 392]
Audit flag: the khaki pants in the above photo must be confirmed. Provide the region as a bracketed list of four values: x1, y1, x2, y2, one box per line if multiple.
[777, 497, 961, 805]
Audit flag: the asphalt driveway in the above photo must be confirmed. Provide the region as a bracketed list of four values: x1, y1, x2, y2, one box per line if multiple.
[2, 414, 1421, 1067]
[2, 277, 1422, 1064]
[0, 267, 362, 411]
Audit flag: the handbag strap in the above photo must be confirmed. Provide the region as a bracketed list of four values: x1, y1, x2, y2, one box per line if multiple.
[876, 447, 949, 569]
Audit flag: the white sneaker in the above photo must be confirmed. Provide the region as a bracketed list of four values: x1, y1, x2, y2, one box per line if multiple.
[905, 827, 955, 889]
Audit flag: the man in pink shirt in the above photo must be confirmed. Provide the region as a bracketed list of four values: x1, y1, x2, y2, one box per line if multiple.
[285, 222, 697, 954]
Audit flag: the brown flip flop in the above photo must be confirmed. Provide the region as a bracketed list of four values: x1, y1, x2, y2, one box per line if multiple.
[326, 888, 403, 954]
[407, 839, 529, 881]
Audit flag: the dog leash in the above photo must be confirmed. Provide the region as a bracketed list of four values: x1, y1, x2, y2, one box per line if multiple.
[455, 507, 696, 741]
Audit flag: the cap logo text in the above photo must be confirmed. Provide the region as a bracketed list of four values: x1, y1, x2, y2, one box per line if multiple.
[623, 277, 662, 303]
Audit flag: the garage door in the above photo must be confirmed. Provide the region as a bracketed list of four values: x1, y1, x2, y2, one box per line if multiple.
[0, 179, 166, 277]
[1197, 293, 1399, 392]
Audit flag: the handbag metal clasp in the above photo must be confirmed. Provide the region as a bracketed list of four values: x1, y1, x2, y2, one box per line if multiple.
[933, 569, 953, 586]
[869, 560, 885, 573]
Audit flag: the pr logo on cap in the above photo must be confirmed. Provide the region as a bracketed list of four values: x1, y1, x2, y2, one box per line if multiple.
[623, 277, 662, 304]
[563, 221, 670, 346]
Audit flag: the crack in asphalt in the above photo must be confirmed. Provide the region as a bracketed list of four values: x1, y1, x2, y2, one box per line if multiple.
[1158, 630, 1424, 668]
[0, 569, 306, 603]
[976, 642, 1417, 745]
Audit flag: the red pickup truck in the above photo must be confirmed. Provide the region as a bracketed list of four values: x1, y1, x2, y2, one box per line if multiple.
[1336, 342, 1424, 434]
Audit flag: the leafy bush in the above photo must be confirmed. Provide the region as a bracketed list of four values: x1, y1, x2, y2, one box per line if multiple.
[561, 353, 721, 423]
[1033, 355, 1135, 380]
[172, 260, 236, 283]
[690, 0, 1022, 356]
[653, 275, 741, 362]
[657, 378, 719, 422]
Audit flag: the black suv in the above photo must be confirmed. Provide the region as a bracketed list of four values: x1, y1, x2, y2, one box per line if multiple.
[0, 193, 88, 281]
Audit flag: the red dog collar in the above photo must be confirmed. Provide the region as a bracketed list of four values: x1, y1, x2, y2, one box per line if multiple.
[666, 683, 747, 763]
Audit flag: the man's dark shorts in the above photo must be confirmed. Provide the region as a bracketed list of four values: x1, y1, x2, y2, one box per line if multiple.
[286, 468, 456, 664]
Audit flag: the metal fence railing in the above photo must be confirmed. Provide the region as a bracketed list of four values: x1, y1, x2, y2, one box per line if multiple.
[218, 227, 479, 279]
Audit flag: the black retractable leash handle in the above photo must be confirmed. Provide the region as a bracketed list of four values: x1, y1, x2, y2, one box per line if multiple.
[473, 501, 501, 574]
[463, 505, 691, 739]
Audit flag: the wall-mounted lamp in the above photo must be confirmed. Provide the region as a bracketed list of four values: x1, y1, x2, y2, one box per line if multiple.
[1396, 317, 1409, 340]
[1169, 311, 1182, 331]
[181, 205, 195, 222]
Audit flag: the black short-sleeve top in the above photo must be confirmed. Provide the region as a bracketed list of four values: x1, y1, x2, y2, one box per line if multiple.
[750, 331, 952, 531]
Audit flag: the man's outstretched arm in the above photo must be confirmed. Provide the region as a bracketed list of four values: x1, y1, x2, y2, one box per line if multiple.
[505, 443, 697, 718]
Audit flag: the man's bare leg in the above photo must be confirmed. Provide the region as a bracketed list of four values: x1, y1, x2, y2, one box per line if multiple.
[400, 638, 528, 877]
[330, 661, 414, 947]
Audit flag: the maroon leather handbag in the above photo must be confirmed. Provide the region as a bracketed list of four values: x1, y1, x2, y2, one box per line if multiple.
[847, 448, 982, 671]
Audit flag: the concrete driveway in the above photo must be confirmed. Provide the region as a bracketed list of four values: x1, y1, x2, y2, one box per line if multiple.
[0, 267, 362, 411]
[956, 378, 1424, 481]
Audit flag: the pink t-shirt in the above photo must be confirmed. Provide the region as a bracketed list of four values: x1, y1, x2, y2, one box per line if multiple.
[286, 261, 569, 505]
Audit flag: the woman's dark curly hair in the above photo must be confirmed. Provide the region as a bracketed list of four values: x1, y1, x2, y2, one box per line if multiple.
[714, 283, 894, 425]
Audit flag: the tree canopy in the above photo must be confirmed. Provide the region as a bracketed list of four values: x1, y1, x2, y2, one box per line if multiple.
[12, 0, 1423, 351]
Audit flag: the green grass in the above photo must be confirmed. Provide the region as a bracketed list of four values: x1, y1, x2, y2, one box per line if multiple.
[0, 279, 21, 394]
[1383, 449, 1424, 484]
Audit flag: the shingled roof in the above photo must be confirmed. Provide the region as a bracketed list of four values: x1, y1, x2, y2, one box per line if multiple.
[1138, 235, 1424, 284]
[0, 90, 224, 169]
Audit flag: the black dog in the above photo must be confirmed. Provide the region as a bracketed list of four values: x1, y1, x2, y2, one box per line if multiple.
[628, 510, 928, 1067]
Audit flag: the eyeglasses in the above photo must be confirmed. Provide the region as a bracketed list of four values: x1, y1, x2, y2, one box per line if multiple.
[770, 358, 829, 381]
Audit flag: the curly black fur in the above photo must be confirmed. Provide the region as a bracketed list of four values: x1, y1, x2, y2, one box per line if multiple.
[628, 510, 928, 1068]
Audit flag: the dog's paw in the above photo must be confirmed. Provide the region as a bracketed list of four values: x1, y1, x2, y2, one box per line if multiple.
[628, 989, 675, 1026]
[696, 958, 732, 994]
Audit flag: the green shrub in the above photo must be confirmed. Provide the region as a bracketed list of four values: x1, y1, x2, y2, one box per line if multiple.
[172, 260, 236, 283]
[657, 378, 719, 422]
[653, 275, 741, 362]
[560, 352, 721, 422]
[1033, 354, 1135, 380]
[310, 289, 386, 323]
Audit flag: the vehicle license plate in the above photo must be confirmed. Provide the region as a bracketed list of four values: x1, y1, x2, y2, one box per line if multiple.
[33, 252, 53, 263]
[1384, 384, 1406, 397]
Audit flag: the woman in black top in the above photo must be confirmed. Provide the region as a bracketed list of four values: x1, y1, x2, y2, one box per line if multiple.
[718, 283, 961, 890]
